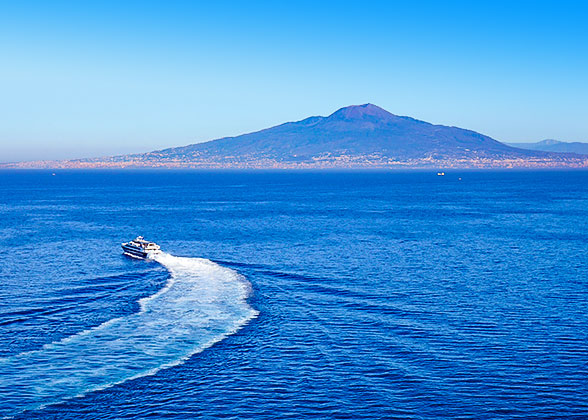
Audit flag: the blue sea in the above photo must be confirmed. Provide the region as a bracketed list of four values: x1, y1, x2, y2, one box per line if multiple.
[1, 170, 588, 419]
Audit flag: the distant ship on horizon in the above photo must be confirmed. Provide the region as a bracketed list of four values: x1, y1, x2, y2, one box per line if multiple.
[3, 104, 588, 170]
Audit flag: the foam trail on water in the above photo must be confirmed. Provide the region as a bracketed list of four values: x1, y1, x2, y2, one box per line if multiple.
[0, 253, 258, 417]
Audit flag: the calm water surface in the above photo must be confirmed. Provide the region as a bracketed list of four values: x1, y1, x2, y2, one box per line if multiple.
[1, 170, 587, 419]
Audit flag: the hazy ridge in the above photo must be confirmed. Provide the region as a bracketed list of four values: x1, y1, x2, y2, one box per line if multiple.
[3, 104, 587, 169]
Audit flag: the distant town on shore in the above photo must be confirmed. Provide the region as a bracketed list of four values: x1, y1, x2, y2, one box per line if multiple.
[3, 104, 588, 169]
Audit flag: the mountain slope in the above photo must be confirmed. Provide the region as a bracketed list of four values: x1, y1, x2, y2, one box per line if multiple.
[149, 104, 541, 162]
[508, 139, 588, 155]
[3, 104, 587, 169]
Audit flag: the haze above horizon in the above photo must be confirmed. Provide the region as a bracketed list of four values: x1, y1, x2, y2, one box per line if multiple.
[1, 1, 587, 161]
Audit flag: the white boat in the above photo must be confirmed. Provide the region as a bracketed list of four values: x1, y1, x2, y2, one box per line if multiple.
[121, 236, 161, 259]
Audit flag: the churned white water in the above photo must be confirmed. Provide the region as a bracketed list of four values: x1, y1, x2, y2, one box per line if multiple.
[0, 253, 257, 417]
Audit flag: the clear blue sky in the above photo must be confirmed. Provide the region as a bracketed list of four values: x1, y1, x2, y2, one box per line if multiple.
[1, 0, 587, 161]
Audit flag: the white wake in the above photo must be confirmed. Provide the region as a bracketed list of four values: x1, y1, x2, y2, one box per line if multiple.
[0, 253, 258, 417]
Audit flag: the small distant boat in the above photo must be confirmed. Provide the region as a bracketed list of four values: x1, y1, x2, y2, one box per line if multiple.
[121, 236, 161, 259]
[437, 172, 445, 176]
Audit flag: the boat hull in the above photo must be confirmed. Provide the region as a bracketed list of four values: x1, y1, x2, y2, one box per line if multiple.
[121, 244, 157, 259]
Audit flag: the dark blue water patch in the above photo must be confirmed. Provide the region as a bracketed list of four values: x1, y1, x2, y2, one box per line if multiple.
[1, 170, 588, 419]
[0, 269, 169, 357]
[0, 239, 169, 358]
[0, 271, 161, 325]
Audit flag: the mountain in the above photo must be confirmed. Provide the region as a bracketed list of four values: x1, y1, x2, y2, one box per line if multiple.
[153, 104, 534, 161]
[507, 139, 588, 155]
[3, 104, 587, 169]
